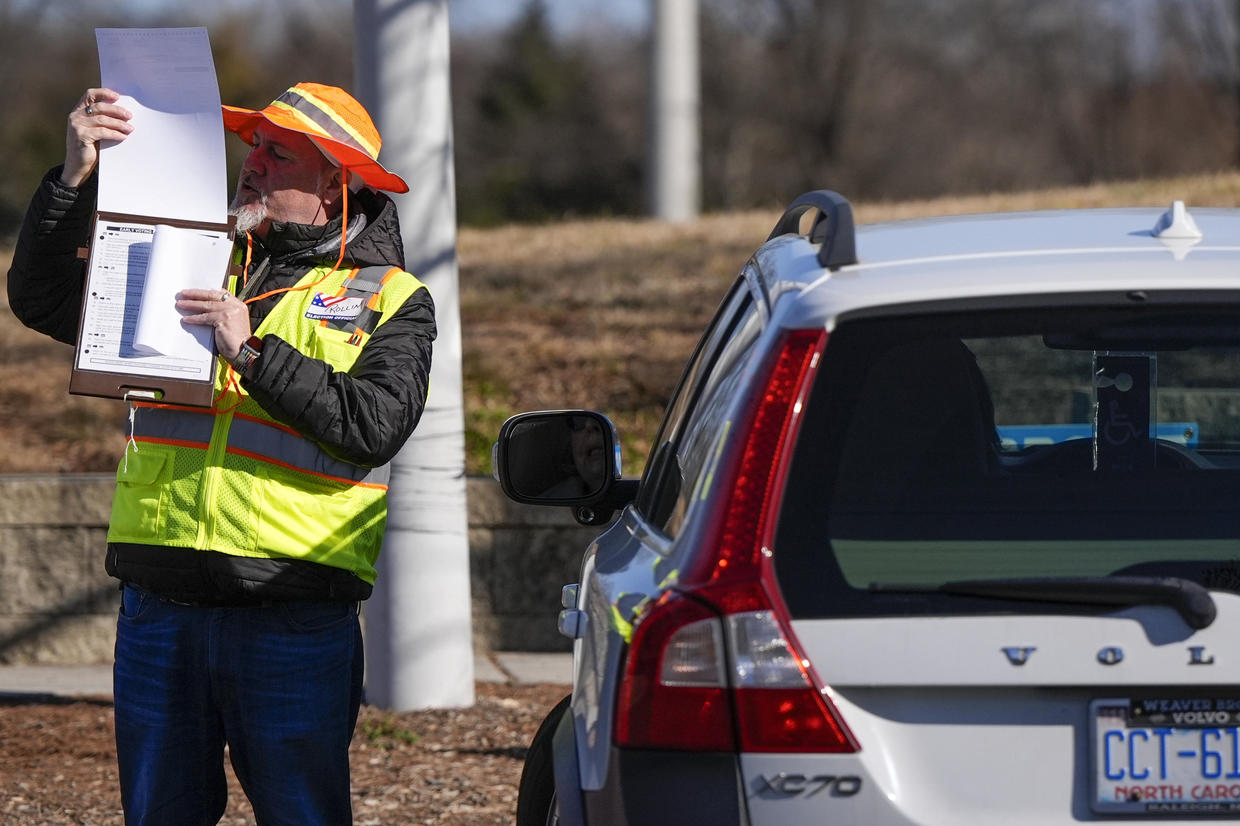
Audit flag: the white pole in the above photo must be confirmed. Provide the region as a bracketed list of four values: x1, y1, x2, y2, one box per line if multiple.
[353, 0, 475, 710]
[650, 0, 701, 221]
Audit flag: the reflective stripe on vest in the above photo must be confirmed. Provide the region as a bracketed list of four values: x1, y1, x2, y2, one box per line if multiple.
[132, 406, 390, 488]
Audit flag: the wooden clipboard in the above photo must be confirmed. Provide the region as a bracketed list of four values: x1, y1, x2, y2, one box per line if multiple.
[69, 211, 239, 407]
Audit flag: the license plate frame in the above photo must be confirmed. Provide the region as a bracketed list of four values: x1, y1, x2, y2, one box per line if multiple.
[1090, 697, 1240, 816]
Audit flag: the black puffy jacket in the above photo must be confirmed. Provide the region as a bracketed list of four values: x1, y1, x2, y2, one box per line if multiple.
[7, 167, 437, 601]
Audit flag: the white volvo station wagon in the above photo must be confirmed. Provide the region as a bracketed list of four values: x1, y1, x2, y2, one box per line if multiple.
[493, 191, 1240, 825]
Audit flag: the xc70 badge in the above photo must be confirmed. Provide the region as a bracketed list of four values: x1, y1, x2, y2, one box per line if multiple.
[755, 773, 862, 799]
[1002, 646, 1217, 666]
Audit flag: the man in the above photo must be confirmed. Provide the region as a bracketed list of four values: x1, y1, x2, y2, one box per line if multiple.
[540, 415, 607, 498]
[6, 82, 436, 825]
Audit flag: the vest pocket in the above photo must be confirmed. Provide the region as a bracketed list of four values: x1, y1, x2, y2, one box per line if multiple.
[108, 447, 174, 542]
[253, 463, 385, 581]
[310, 327, 364, 371]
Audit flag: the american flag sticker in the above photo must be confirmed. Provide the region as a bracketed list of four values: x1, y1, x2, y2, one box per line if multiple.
[305, 293, 365, 320]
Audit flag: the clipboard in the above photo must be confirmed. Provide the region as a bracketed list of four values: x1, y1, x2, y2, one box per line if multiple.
[69, 211, 239, 408]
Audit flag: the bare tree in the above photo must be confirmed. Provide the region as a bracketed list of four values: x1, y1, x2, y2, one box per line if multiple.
[1154, 0, 1238, 167]
[700, 0, 875, 206]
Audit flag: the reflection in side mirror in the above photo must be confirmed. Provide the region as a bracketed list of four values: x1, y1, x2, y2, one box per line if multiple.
[493, 411, 622, 504]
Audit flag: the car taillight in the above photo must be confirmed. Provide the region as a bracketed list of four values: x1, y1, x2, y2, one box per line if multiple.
[727, 609, 853, 753]
[615, 587, 856, 752]
[615, 593, 733, 751]
[615, 330, 857, 754]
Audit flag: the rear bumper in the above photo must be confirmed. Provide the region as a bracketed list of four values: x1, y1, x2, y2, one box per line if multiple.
[583, 747, 747, 826]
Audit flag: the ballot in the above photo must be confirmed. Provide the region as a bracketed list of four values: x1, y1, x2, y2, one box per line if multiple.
[70, 27, 235, 407]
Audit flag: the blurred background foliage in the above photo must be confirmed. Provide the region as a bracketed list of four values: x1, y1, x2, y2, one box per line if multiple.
[6, 0, 1240, 474]
[2, 0, 1240, 239]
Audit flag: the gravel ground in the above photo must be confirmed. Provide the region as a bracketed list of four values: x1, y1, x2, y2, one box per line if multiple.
[0, 682, 569, 825]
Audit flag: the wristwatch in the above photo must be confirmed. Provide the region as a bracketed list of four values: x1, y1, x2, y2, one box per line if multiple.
[230, 335, 263, 378]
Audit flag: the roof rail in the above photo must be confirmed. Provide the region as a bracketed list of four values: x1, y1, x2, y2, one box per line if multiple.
[767, 190, 858, 271]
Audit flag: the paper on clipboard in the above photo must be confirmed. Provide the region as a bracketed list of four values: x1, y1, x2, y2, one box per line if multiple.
[75, 218, 229, 385]
[132, 225, 233, 358]
[70, 28, 235, 406]
[94, 27, 228, 224]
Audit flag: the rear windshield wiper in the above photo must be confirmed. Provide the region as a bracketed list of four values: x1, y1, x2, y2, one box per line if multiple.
[869, 576, 1217, 629]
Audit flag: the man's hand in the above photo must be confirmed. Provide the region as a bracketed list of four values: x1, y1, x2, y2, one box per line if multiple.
[177, 289, 253, 363]
[62, 88, 133, 188]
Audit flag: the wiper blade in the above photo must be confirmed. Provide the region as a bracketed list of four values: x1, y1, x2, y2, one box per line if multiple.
[870, 576, 1217, 630]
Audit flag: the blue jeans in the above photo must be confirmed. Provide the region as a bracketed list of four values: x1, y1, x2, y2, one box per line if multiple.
[113, 584, 364, 826]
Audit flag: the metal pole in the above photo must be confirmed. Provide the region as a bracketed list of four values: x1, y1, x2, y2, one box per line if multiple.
[354, 0, 475, 710]
[650, 0, 701, 221]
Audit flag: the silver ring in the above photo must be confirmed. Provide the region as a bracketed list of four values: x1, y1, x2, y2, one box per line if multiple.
[84, 104, 94, 116]
[219, 291, 229, 302]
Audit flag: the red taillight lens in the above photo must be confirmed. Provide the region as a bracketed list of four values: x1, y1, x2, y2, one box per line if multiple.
[615, 329, 856, 754]
[615, 593, 734, 751]
[726, 611, 855, 753]
[684, 329, 825, 590]
[614, 592, 856, 752]
[734, 687, 854, 753]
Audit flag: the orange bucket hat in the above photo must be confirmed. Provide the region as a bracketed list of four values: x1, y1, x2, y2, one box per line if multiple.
[221, 82, 409, 193]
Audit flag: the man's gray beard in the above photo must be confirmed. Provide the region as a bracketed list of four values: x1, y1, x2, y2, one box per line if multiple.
[228, 196, 266, 234]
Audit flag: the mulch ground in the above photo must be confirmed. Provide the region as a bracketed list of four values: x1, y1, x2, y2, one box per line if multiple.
[0, 682, 569, 825]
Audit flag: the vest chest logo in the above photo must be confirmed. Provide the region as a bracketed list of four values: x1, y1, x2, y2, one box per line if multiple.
[306, 293, 365, 321]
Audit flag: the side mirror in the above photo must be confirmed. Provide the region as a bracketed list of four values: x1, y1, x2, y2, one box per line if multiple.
[492, 411, 636, 525]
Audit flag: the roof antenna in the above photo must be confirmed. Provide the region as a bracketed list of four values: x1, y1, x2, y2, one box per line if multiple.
[1152, 200, 1202, 240]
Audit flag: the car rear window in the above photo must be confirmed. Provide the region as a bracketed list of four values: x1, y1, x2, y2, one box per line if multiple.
[775, 302, 1240, 619]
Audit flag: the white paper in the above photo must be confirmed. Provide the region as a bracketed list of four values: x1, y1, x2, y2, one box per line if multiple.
[95, 28, 228, 223]
[132, 225, 233, 358]
[75, 219, 225, 383]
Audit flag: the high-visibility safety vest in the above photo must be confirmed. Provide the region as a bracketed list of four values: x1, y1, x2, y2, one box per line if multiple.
[107, 262, 428, 585]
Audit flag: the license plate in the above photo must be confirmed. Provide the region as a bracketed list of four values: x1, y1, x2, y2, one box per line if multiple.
[1091, 697, 1240, 815]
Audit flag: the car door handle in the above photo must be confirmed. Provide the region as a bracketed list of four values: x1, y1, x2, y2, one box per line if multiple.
[559, 608, 586, 639]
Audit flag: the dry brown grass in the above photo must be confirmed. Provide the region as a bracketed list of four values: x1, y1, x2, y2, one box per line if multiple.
[0, 272, 129, 473]
[7, 171, 1240, 474]
[458, 208, 778, 468]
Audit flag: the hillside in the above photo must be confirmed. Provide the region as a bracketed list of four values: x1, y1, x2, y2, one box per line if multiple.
[5, 172, 1240, 475]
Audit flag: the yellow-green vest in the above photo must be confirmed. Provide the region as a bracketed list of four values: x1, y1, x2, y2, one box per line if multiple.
[107, 262, 428, 585]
